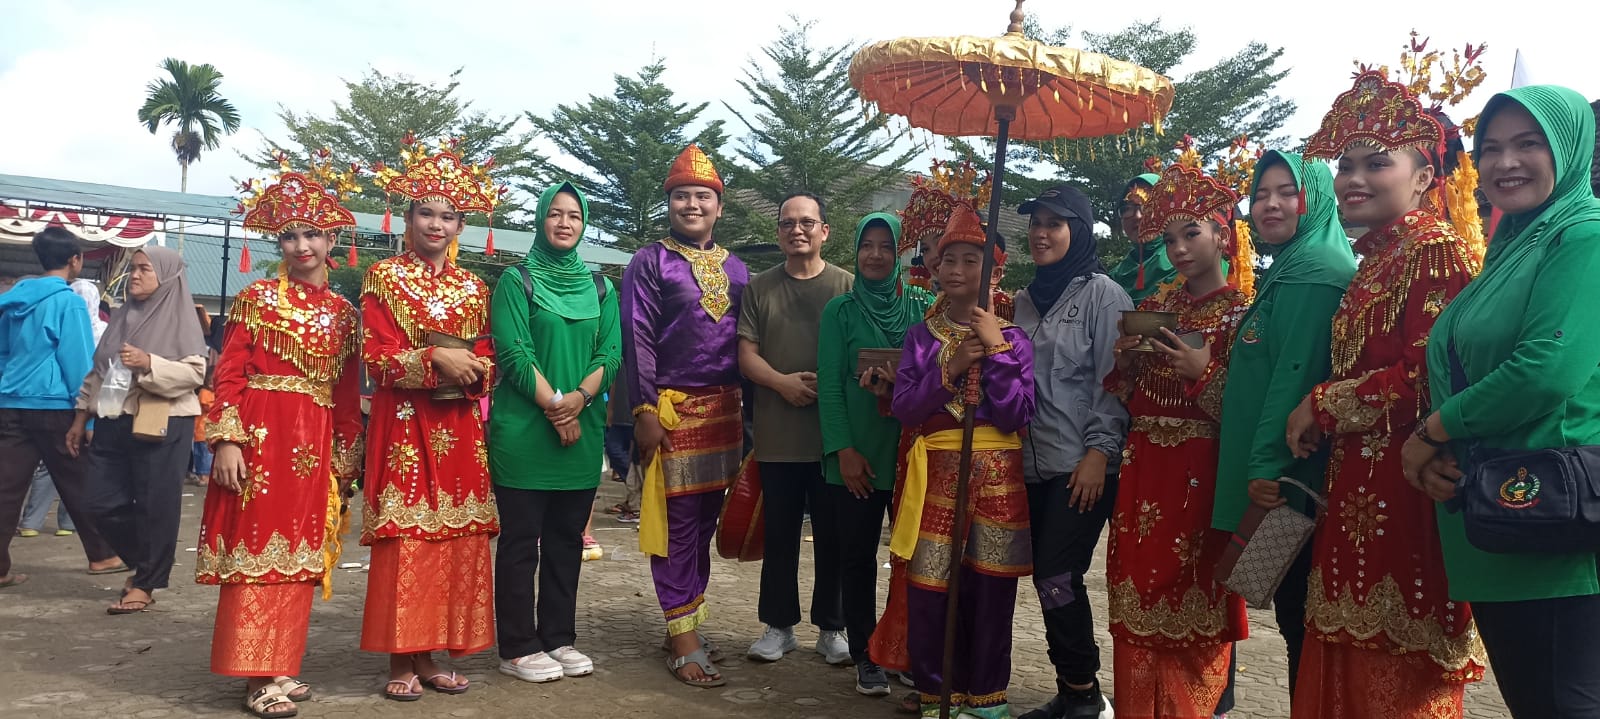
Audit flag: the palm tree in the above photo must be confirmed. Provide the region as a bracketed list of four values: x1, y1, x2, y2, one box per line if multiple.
[136, 58, 242, 193]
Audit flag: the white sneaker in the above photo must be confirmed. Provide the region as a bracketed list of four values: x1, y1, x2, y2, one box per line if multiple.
[746, 625, 798, 661]
[547, 646, 594, 677]
[816, 629, 851, 665]
[499, 652, 564, 683]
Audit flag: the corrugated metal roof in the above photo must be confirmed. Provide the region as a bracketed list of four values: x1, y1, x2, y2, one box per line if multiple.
[0, 173, 635, 268]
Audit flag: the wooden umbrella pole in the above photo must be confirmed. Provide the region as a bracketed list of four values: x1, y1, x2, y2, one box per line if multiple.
[938, 104, 1015, 719]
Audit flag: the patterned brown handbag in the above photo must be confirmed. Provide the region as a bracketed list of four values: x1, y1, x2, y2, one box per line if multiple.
[1213, 477, 1325, 609]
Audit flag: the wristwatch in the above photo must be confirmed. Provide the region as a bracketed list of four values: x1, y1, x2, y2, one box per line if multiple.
[1413, 417, 1448, 449]
[575, 387, 595, 406]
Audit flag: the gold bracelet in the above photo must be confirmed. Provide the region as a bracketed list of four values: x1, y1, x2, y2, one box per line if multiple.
[632, 403, 659, 417]
[983, 341, 1014, 357]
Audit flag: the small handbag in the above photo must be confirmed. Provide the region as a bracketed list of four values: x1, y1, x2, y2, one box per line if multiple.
[1445, 341, 1600, 553]
[715, 452, 765, 562]
[1213, 477, 1325, 610]
[131, 392, 175, 443]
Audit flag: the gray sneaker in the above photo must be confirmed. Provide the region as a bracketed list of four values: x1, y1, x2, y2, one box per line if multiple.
[816, 629, 851, 665]
[746, 625, 798, 661]
[855, 661, 891, 696]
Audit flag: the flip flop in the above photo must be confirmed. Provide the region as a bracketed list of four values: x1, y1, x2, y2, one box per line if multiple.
[87, 563, 131, 576]
[421, 672, 469, 695]
[660, 632, 724, 663]
[107, 597, 154, 615]
[0, 574, 28, 589]
[383, 676, 422, 702]
[666, 647, 725, 688]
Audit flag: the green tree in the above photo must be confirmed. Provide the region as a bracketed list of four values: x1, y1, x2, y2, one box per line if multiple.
[949, 18, 1295, 267]
[137, 58, 242, 193]
[530, 59, 729, 249]
[253, 68, 548, 228]
[719, 17, 919, 268]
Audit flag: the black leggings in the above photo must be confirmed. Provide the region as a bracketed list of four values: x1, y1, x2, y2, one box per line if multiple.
[1475, 592, 1600, 718]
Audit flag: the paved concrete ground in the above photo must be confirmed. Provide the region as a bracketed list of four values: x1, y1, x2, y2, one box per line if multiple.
[1, 480, 1509, 718]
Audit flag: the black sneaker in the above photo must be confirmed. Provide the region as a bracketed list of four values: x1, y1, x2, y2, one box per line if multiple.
[1019, 684, 1110, 719]
[855, 661, 891, 696]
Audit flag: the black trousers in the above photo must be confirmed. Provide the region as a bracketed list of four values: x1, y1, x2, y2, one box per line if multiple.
[0, 408, 118, 577]
[1274, 537, 1315, 698]
[757, 461, 844, 630]
[1026, 471, 1118, 691]
[830, 483, 892, 662]
[1475, 592, 1600, 718]
[83, 414, 191, 592]
[492, 484, 596, 660]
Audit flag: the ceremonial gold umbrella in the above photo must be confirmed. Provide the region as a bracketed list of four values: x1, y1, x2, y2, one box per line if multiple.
[849, 5, 1174, 717]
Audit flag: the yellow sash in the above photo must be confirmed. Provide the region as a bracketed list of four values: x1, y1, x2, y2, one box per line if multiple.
[888, 426, 1021, 560]
[638, 389, 688, 557]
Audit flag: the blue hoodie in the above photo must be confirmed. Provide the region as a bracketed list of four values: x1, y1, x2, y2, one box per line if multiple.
[0, 276, 95, 410]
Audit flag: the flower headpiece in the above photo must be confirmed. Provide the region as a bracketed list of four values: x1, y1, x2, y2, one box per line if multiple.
[899, 159, 993, 255]
[372, 133, 507, 259]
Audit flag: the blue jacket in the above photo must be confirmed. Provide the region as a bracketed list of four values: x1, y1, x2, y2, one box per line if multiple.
[0, 276, 95, 410]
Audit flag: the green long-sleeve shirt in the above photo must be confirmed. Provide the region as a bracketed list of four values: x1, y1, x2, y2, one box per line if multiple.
[816, 294, 928, 491]
[1428, 221, 1600, 602]
[488, 270, 622, 491]
[1213, 282, 1347, 531]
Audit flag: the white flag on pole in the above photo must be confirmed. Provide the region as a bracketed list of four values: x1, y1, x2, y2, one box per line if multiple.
[1511, 49, 1534, 88]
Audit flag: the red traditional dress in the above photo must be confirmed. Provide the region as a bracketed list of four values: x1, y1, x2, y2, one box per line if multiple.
[200, 162, 365, 677]
[1294, 69, 1487, 718]
[1103, 161, 1251, 719]
[360, 138, 501, 658]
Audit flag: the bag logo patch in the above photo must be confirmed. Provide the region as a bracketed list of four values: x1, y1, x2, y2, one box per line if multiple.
[1497, 467, 1542, 509]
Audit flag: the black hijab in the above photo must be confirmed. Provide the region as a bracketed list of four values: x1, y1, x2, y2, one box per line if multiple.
[1019, 185, 1101, 314]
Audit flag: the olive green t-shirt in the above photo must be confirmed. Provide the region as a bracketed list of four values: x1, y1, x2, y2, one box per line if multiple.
[737, 263, 853, 463]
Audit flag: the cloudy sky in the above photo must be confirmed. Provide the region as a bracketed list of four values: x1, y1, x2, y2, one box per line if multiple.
[0, 0, 1588, 200]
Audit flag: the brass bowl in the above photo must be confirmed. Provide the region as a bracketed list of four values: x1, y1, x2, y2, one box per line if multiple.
[1121, 310, 1179, 352]
[427, 331, 474, 400]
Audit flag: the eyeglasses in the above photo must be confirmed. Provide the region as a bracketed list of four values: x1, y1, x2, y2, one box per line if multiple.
[1118, 204, 1143, 218]
[778, 219, 822, 233]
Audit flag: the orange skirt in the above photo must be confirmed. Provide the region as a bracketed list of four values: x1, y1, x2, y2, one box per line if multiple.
[1291, 639, 1466, 719]
[211, 583, 316, 676]
[359, 535, 494, 657]
[1112, 641, 1232, 719]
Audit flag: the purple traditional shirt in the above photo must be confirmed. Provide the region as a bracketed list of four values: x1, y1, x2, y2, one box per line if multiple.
[620, 238, 750, 410]
[892, 314, 1034, 433]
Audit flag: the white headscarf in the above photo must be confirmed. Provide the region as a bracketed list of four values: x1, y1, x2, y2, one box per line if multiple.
[70, 278, 106, 345]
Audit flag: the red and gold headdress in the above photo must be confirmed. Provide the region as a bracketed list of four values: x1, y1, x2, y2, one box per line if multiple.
[1307, 32, 1489, 258]
[235, 148, 362, 301]
[899, 159, 993, 255]
[373, 133, 505, 260]
[1140, 135, 1256, 300]
[664, 144, 724, 195]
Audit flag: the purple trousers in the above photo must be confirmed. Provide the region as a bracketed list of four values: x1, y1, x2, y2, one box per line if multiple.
[651, 490, 724, 636]
[908, 565, 1018, 712]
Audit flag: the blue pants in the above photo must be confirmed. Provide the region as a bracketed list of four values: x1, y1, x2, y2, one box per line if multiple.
[604, 425, 632, 478]
[20, 462, 74, 532]
[191, 441, 213, 477]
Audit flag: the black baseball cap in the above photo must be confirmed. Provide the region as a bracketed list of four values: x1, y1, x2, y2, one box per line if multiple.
[1018, 184, 1092, 222]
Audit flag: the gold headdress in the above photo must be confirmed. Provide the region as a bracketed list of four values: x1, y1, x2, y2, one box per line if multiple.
[1307, 32, 1489, 259]
[1139, 135, 1256, 301]
[372, 133, 506, 261]
[899, 159, 993, 255]
[235, 148, 362, 302]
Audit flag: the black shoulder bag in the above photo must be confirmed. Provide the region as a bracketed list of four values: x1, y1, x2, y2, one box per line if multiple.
[1446, 338, 1600, 554]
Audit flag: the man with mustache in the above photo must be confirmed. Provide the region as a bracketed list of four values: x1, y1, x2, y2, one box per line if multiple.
[622, 144, 751, 688]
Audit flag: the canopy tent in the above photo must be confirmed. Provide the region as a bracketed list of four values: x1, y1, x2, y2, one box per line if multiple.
[0, 173, 634, 287]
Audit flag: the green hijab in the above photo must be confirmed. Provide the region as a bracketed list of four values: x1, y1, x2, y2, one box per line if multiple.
[1247, 151, 1357, 295]
[1108, 173, 1175, 296]
[1474, 86, 1600, 267]
[841, 212, 933, 346]
[525, 181, 598, 321]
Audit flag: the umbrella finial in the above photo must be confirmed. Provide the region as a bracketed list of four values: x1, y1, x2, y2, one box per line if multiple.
[1007, 0, 1026, 34]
